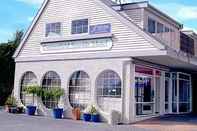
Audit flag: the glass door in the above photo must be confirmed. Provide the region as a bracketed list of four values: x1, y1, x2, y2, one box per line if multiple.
[165, 73, 170, 113]
[135, 76, 154, 116]
[179, 73, 191, 113]
[155, 70, 161, 114]
[171, 72, 192, 114]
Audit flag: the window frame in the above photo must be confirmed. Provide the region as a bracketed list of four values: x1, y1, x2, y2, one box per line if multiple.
[96, 70, 122, 98]
[20, 71, 38, 106]
[68, 71, 91, 110]
[148, 17, 156, 33]
[71, 19, 89, 34]
[157, 22, 164, 33]
[45, 22, 62, 37]
[41, 71, 61, 109]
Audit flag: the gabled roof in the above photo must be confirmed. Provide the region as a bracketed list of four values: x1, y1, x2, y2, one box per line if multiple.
[13, 0, 49, 58]
[13, 0, 166, 58]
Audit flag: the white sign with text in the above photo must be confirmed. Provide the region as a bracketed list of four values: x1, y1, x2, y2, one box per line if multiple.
[41, 38, 113, 53]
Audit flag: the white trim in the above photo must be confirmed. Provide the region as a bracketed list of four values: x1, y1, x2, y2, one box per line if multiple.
[15, 50, 167, 62]
[13, 0, 49, 58]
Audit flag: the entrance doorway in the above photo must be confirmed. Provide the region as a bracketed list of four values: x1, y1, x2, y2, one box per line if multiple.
[172, 72, 192, 114]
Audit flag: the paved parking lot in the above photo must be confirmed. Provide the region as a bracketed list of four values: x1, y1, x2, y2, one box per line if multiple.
[0, 111, 197, 131]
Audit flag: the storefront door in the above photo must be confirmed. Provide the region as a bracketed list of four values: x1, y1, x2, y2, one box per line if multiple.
[172, 72, 192, 114]
[135, 66, 155, 116]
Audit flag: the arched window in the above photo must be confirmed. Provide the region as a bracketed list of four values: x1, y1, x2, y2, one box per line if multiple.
[42, 71, 61, 109]
[20, 72, 37, 106]
[96, 70, 121, 111]
[69, 71, 91, 110]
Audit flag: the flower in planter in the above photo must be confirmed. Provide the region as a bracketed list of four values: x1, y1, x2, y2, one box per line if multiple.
[83, 105, 100, 122]
[89, 105, 98, 115]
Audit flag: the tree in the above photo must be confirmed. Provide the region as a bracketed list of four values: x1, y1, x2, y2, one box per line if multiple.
[0, 30, 23, 106]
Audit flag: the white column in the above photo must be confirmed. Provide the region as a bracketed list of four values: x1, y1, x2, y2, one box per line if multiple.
[130, 62, 136, 122]
[122, 59, 134, 123]
[177, 73, 180, 113]
[169, 73, 173, 114]
[190, 75, 192, 113]
[160, 71, 165, 115]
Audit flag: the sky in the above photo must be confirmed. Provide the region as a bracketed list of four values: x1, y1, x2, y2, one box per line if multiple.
[0, 0, 197, 43]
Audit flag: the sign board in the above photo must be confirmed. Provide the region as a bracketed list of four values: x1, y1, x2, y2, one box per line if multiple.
[41, 38, 113, 53]
[90, 24, 111, 34]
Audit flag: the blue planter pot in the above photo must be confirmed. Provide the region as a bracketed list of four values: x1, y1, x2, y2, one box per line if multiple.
[91, 114, 100, 122]
[53, 108, 63, 119]
[26, 106, 36, 115]
[83, 113, 91, 122]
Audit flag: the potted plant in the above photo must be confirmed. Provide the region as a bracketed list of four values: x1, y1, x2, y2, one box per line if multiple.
[72, 108, 81, 120]
[4, 96, 17, 113]
[16, 106, 24, 113]
[23, 85, 42, 116]
[83, 111, 91, 122]
[46, 88, 64, 119]
[89, 105, 100, 122]
[83, 106, 92, 121]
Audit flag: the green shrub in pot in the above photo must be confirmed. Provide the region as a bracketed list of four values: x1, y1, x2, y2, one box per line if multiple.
[23, 85, 42, 115]
[43, 88, 64, 119]
[89, 105, 100, 122]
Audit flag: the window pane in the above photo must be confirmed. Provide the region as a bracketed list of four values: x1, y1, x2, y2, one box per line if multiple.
[46, 22, 61, 37]
[157, 22, 164, 33]
[42, 71, 61, 109]
[97, 70, 121, 98]
[96, 70, 121, 112]
[148, 18, 156, 33]
[72, 19, 88, 34]
[165, 27, 170, 32]
[20, 72, 38, 106]
[68, 71, 90, 110]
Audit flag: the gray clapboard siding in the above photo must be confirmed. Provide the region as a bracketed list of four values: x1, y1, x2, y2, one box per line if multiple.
[121, 8, 144, 28]
[18, 0, 160, 59]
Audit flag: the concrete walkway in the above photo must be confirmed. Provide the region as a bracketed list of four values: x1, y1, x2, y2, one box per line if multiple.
[0, 111, 197, 131]
[133, 114, 197, 131]
[0, 111, 149, 131]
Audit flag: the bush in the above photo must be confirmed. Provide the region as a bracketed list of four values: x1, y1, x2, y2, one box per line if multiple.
[42, 88, 64, 108]
[5, 96, 17, 106]
[23, 85, 42, 105]
[51, 88, 64, 100]
[89, 105, 98, 115]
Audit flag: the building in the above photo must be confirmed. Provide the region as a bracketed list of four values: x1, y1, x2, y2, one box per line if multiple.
[13, 0, 197, 124]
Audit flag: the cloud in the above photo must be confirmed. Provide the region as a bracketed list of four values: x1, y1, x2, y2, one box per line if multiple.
[177, 6, 197, 20]
[27, 16, 34, 22]
[16, 0, 44, 5]
[152, 3, 197, 21]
